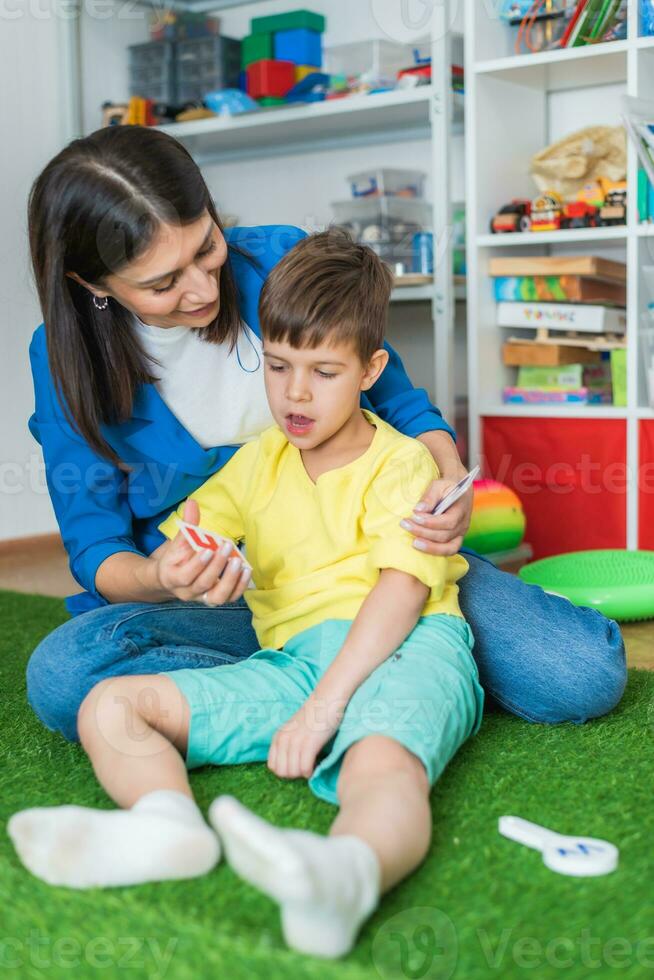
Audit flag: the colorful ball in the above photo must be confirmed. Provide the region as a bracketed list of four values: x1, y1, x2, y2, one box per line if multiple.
[463, 479, 526, 555]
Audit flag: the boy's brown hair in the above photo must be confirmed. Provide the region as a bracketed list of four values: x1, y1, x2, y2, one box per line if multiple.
[258, 228, 394, 363]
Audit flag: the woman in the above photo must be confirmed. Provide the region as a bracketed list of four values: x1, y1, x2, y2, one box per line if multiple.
[26, 126, 625, 743]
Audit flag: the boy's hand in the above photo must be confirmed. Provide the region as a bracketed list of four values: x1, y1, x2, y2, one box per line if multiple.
[402, 476, 474, 557]
[268, 696, 345, 780]
[152, 500, 251, 604]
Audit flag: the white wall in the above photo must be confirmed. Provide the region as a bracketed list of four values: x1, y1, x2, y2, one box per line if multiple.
[80, 5, 149, 134]
[0, 13, 73, 540]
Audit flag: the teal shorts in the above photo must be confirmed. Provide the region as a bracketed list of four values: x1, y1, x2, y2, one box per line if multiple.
[161, 614, 484, 806]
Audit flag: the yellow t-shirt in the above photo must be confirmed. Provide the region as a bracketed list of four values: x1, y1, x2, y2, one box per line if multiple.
[159, 410, 469, 649]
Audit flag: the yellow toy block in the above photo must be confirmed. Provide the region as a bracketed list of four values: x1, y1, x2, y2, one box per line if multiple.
[295, 64, 318, 83]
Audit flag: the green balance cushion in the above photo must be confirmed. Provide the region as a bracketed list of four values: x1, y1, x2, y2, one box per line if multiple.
[518, 549, 654, 622]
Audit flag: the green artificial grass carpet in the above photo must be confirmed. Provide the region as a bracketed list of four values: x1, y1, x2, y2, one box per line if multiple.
[1, 590, 653, 980]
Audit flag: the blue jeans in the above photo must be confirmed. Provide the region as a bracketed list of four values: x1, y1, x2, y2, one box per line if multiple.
[26, 556, 626, 743]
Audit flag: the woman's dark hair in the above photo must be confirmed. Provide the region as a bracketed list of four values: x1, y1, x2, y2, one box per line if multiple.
[29, 125, 246, 468]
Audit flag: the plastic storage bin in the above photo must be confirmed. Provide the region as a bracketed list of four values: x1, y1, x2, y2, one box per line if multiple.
[348, 168, 426, 199]
[324, 39, 414, 86]
[176, 35, 242, 103]
[332, 197, 432, 271]
[332, 196, 432, 228]
[129, 41, 177, 104]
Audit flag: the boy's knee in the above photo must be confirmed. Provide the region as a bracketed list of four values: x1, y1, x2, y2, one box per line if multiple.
[77, 677, 123, 743]
[77, 675, 157, 745]
[339, 736, 429, 795]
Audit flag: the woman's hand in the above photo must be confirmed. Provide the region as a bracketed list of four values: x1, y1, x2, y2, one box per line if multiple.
[152, 499, 252, 604]
[400, 476, 474, 557]
[268, 695, 344, 780]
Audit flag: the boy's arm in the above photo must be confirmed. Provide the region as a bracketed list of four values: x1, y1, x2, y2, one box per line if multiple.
[313, 569, 428, 704]
[267, 569, 428, 780]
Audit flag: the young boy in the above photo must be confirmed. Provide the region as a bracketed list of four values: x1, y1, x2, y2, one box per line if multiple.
[9, 230, 484, 959]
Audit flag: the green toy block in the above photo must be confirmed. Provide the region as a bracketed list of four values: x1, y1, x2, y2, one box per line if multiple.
[257, 96, 287, 106]
[251, 9, 325, 36]
[241, 32, 273, 68]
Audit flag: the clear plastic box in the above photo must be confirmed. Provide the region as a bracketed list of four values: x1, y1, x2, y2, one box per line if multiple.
[348, 168, 426, 199]
[332, 196, 432, 228]
[332, 197, 432, 271]
[324, 39, 415, 86]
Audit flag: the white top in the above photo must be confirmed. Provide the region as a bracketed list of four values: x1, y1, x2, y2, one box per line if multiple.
[133, 317, 274, 449]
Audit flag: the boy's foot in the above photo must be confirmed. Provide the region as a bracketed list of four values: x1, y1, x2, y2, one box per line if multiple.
[209, 795, 380, 958]
[7, 789, 220, 888]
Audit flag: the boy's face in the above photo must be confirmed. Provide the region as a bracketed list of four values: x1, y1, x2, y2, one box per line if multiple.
[262, 336, 388, 449]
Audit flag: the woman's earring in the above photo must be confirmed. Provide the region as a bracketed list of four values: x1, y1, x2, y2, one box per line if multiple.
[93, 295, 109, 310]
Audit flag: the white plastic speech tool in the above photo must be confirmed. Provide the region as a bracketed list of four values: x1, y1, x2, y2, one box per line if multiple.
[498, 815, 619, 877]
[430, 466, 481, 516]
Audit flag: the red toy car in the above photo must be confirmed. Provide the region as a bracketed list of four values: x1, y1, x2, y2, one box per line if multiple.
[560, 200, 600, 229]
[490, 199, 532, 234]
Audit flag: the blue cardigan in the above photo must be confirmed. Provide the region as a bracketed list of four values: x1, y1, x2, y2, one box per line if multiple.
[28, 225, 455, 616]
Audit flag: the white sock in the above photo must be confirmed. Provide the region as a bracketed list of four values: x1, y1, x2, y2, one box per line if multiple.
[7, 789, 220, 889]
[209, 796, 380, 958]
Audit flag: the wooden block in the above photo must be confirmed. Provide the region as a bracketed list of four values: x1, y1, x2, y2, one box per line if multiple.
[502, 342, 601, 367]
[507, 333, 626, 352]
[488, 255, 626, 283]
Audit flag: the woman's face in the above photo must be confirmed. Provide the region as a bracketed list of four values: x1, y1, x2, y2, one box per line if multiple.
[98, 212, 228, 329]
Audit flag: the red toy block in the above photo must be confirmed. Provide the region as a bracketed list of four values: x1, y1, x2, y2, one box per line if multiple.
[246, 59, 296, 99]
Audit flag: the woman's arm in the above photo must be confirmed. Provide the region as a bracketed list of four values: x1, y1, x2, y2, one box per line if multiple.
[29, 329, 248, 607]
[362, 340, 473, 551]
[410, 430, 475, 557]
[364, 340, 456, 440]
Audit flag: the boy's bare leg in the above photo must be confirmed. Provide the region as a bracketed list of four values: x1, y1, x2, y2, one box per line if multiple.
[7, 675, 220, 888]
[209, 735, 430, 958]
[78, 674, 193, 807]
[330, 735, 432, 891]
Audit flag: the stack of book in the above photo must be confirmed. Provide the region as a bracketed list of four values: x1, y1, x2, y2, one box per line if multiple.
[504, 360, 621, 405]
[490, 255, 627, 405]
[559, 0, 628, 48]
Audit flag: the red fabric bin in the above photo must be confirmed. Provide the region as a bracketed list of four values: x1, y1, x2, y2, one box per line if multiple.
[639, 421, 654, 549]
[482, 416, 627, 559]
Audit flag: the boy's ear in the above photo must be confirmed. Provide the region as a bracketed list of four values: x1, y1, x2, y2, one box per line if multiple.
[360, 348, 389, 392]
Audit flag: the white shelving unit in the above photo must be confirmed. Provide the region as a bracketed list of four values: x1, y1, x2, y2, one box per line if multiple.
[464, 0, 654, 551]
[150, 0, 464, 423]
[157, 86, 464, 163]
[62, 0, 465, 424]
